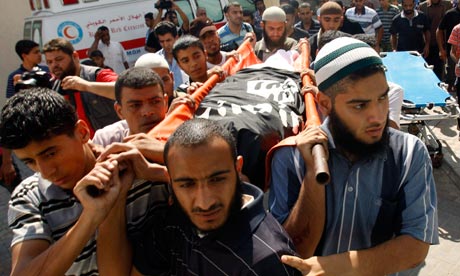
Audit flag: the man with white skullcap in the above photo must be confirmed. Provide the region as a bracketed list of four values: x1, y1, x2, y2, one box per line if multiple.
[254, 6, 298, 61]
[268, 37, 438, 274]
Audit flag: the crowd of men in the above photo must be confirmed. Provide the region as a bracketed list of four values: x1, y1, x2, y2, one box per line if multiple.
[1, 0, 454, 274]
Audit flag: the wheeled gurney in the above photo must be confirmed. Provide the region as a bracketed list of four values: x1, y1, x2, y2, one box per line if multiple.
[381, 51, 460, 167]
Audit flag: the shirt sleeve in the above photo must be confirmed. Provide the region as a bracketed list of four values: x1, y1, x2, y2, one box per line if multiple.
[8, 181, 53, 246]
[372, 13, 383, 29]
[398, 137, 439, 244]
[268, 146, 304, 225]
[95, 69, 118, 82]
[447, 25, 459, 45]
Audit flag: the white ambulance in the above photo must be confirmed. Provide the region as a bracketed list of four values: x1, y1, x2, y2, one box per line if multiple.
[23, 0, 239, 66]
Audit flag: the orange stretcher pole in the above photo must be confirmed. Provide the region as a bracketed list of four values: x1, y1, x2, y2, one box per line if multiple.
[297, 42, 330, 185]
[148, 38, 259, 142]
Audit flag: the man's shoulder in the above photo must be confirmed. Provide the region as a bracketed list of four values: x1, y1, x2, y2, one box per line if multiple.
[92, 120, 128, 147]
[217, 23, 229, 34]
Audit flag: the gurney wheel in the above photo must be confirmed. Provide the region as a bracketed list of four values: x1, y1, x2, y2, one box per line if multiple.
[430, 152, 443, 168]
[407, 123, 420, 136]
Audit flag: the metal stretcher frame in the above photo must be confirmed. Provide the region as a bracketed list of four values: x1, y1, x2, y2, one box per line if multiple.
[381, 51, 460, 167]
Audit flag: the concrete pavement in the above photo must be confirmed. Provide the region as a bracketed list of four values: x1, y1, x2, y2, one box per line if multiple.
[0, 114, 459, 275]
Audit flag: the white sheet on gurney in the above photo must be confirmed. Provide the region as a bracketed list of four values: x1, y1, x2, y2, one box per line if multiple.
[248, 49, 300, 71]
[381, 51, 450, 108]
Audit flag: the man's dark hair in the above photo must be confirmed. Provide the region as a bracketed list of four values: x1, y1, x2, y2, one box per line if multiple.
[172, 35, 205, 61]
[114, 67, 164, 103]
[289, 0, 299, 9]
[89, 49, 104, 58]
[164, 118, 238, 167]
[81, 59, 98, 66]
[299, 2, 312, 9]
[333, 0, 344, 9]
[154, 21, 178, 37]
[0, 88, 78, 149]
[281, 3, 296, 15]
[15, 40, 39, 60]
[353, 33, 376, 48]
[97, 25, 109, 32]
[224, 2, 241, 13]
[145, 12, 154, 20]
[243, 9, 254, 19]
[164, 10, 178, 21]
[318, 30, 351, 49]
[43, 38, 75, 56]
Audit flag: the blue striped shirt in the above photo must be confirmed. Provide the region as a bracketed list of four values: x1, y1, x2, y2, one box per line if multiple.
[269, 120, 439, 260]
[217, 22, 253, 51]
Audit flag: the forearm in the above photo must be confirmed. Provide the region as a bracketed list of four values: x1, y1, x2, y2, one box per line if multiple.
[424, 31, 431, 47]
[436, 29, 445, 51]
[83, 81, 116, 99]
[89, 39, 100, 55]
[177, 8, 189, 32]
[282, 170, 325, 258]
[11, 212, 99, 276]
[320, 235, 429, 275]
[375, 27, 383, 45]
[391, 35, 397, 51]
[2, 148, 13, 165]
[97, 198, 132, 276]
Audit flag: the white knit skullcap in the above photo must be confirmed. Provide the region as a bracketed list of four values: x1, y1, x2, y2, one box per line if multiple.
[314, 37, 383, 92]
[262, 6, 286, 22]
[134, 53, 169, 70]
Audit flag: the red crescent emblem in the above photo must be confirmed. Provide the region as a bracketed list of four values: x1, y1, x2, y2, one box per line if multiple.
[63, 26, 76, 39]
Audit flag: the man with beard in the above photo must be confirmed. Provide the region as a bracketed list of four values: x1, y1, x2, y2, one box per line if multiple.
[390, 0, 431, 57]
[98, 118, 301, 275]
[43, 38, 120, 137]
[254, 6, 298, 62]
[268, 37, 438, 274]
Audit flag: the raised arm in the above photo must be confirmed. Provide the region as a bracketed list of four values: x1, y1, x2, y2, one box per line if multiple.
[61, 76, 115, 99]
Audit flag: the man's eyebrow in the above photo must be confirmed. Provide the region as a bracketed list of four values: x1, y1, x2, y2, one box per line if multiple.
[346, 87, 389, 104]
[173, 169, 231, 183]
[20, 146, 56, 162]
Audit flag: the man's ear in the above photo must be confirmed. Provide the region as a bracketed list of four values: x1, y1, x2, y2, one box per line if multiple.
[235, 155, 244, 173]
[317, 92, 332, 116]
[75, 120, 91, 143]
[72, 51, 80, 62]
[114, 101, 124, 120]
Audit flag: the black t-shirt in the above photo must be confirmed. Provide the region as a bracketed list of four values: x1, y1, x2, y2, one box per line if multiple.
[390, 12, 431, 52]
[146, 31, 162, 52]
[438, 7, 460, 52]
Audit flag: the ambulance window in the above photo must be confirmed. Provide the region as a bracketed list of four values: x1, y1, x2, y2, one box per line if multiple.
[196, 0, 224, 22]
[235, 0, 255, 12]
[24, 21, 32, 40]
[61, 0, 79, 5]
[32, 20, 43, 47]
[175, 0, 193, 26]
